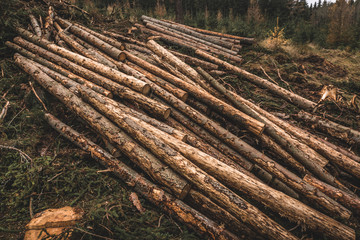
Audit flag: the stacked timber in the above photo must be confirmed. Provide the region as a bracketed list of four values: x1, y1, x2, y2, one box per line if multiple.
[7, 12, 360, 240]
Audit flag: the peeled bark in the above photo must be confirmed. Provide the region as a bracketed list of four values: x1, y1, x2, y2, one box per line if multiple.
[15, 54, 190, 200]
[29, 14, 42, 37]
[143, 41, 265, 136]
[55, 17, 126, 60]
[141, 16, 234, 50]
[169, 49, 218, 70]
[78, 86, 299, 240]
[44, 113, 237, 240]
[294, 111, 360, 146]
[17, 27, 149, 95]
[6, 41, 112, 98]
[195, 49, 317, 110]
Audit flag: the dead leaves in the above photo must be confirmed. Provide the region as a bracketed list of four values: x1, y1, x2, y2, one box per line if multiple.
[318, 85, 360, 113]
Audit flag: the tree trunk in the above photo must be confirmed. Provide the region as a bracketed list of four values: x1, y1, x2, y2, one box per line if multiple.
[195, 49, 317, 110]
[144, 41, 265, 136]
[44, 113, 238, 240]
[175, 0, 184, 23]
[17, 27, 149, 95]
[14, 54, 190, 200]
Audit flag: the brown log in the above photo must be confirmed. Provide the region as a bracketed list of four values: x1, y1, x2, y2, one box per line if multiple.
[15, 55, 190, 200]
[126, 62, 188, 101]
[78, 86, 299, 240]
[136, 24, 243, 63]
[195, 49, 317, 110]
[143, 20, 238, 55]
[17, 28, 150, 95]
[304, 174, 360, 215]
[55, 17, 126, 60]
[44, 113, 238, 240]
[6, 41, 113, 98]
[125, 43, 153, 55]
[169, 49, 218, 70]
[13, 37, 170, 119]
[29, 14, 42, 37]
[144, 41, 265, 136]
[186, 97, 211, 115]
[102, 30, 146, 47]
[294, 111, 360, 146]
[210, 70, 227, 76]
[86, 87, 353, 240]
[141, 16, 235, 49]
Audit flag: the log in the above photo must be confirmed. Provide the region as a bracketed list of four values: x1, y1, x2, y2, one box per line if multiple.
[102, 30, 146, 47]
[13, 37, 170, 120]
[144, 41, 265, 136]
[195, 49, 317, 110]
[304, 174, 360, 215]
[169, 49, 218, 70]
[44, 113, 238, 240]
[14, 54, 190, 200]
[17, 28, 149, 95]
[143, 21, 239, 55]
[78, 86, 299, 240]
[6, 41, 113, 98]
[141, 16, 234, 50]
[55, 17, 126, 60]
[294, 111, 360, 146]
[29, 14, 42, 37]
[126, 62, 188, 101]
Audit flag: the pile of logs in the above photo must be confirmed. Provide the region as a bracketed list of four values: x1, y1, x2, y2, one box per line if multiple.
[6, 11, 360, 240]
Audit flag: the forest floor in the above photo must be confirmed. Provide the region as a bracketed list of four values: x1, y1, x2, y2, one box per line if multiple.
[1, 0, 359, 239]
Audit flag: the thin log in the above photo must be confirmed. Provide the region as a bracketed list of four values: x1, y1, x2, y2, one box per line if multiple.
[102, 30, 146, 47]
[169, 49, 219, 70]
[29, 14, 42, 37]
[15, 55, 190, 200]
[294, 111, 360, 146]
[78, 85, 299, 240]
[126, 43, 153, 55]
[17, 28, 150, 95]
[141, 16, 235, 49]
[6, 41, 113, 98]
[144, 41, 265, 136]
[44, 113, 238, 240]
[186, 97, 211, 115]
[55, 17, 126, 60]
[195, 49, 317, 110]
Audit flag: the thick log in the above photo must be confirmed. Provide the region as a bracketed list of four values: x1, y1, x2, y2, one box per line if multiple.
[78, 86, 299, 240]
[44, 113, 238, 240]
[304, 174, 360, 215]
[141, 16, 234, 49]
[29, 14, 42, 37]
[13, 37, 170, 119]
[6, 41, 112, 98]
[17, 28, 149, 95]
[143, 21, 238, 55]
[55, 17, 126, 60]
[169, 49, 218, 70]
[143, 41, 265, 136]
[136, 24, 243, 63]
[294, 111, 360, 146]
[14, 54, 190, 200]
[195, 49, 317, 110]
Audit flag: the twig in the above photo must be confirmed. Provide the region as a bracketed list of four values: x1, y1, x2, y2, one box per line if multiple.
[0, 101, 10, 120]
[29, 196, 34, 218]
[47, 172, 63, 182]
[157, 214, 164, 228]
[29, 81, 48, 111]
[0, 145, 33, 165]
[7, 107, 26, 126]
[259, 65, 278, 85]
[277, 68, 292, 92]
[62, 1, 90, 15]
[74, 227, 115, 240]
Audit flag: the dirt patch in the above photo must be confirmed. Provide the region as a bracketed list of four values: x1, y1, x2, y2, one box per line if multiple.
[301, 55, 347, 78]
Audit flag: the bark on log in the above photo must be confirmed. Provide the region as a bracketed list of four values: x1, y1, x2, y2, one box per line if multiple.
[102, 30, 146, 47]
[144, 41, 265, 136]
[78, 86, 299, 240]
[195, 49, 317, 110]
[14, 54, 190, 200]
[294, 111, 360, 146]
[169, 49, 218, 70]
[29, 14, 42, 37]
[17, 27, 149, 95]
[126, 43, 153, 55]
[141, 16, 235, 49]
[6, 41, 112, 98]
[304, 174, 360, 215]
[44, 113, 238, 240]
[55, 17, 126, 60]
[13, 37, 170, 119]
[144, 21, 238, 55]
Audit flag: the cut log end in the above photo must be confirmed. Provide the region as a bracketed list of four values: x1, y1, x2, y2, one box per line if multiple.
[142, 84, 151, 95]
[118, 52, 127, 61]
[181, 92, 189, 102]
[164, 108, 171, 120]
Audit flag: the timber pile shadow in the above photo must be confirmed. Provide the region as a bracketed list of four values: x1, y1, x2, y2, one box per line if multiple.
[3, 4, 360, 240]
